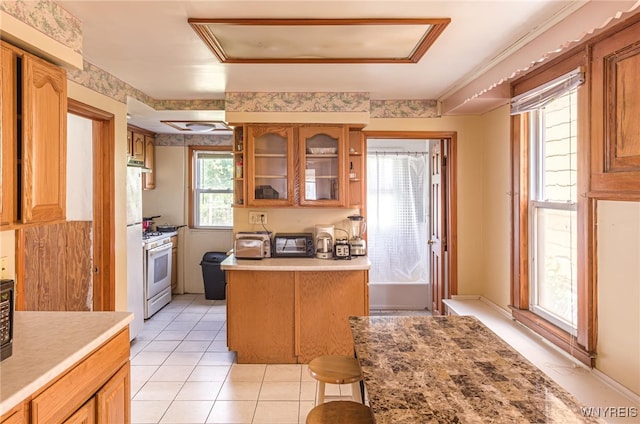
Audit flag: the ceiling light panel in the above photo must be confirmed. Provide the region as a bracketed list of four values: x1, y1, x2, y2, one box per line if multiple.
[189, 18, 450, 64]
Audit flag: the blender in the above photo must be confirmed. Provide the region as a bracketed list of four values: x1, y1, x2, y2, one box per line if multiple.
[347, 215, 367, 256]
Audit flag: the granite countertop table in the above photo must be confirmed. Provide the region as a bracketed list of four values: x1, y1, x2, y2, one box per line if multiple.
[349, 315, 603, 423]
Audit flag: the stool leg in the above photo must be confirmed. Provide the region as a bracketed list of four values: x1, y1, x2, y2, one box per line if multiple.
[316, 381, 325, 405]
[351, 382, 362, 403]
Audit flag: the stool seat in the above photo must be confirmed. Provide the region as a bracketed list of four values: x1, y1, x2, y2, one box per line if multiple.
[306, 401, 374, 424]
[308, 355, 364, 404]
[308, 355, 362, 384]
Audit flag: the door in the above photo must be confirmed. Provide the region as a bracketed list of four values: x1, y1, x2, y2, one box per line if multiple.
[146, 242, 172, 299]
[429, 140, 446, 315]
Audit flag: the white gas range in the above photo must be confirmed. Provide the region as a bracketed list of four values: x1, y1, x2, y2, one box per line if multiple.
[142, 231, 175, 318]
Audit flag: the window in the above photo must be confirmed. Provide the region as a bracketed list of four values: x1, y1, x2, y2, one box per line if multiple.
[191, 147, 233, 228]
[511, 62, 595, 366]
[529, 90, 578, 335]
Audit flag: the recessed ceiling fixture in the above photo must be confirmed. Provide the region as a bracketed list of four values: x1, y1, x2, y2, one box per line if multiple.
[188, 18, 450, 64]
[161, 120, 231, 132]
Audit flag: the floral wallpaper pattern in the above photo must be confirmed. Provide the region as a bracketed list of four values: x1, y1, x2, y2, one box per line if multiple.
[0, 0, 82, 53]
[225, 92, 370, 113]
[155, 133, 233, 147]
[370, 99, 439, 118]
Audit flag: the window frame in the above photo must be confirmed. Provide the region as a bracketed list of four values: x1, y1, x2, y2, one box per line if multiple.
[188, 145, 234, 229]
[510, 50, 597, 367]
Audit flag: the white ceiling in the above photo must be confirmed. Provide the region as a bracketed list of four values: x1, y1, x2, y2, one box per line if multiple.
[56, 1, 597, 133]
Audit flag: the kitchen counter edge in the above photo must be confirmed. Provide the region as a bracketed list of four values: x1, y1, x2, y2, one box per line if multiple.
[0, 311, 133, 416]
[221, 254, 371, 271]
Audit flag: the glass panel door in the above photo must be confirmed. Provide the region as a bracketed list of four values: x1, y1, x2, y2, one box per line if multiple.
[299, 126, 345, 206]
[247, 126, 294, 206]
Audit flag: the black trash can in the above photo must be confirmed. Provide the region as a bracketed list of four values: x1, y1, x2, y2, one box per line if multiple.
[200, 252, 228, 300]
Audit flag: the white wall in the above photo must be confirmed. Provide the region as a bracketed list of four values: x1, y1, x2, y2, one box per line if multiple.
[66, 113, 93, 221]
[596, 200, 640, 395]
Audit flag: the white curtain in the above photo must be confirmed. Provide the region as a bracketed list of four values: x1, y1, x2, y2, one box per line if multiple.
[367, 152, 429, 283]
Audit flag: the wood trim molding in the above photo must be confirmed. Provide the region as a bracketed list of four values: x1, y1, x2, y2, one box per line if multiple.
[68, 98, 116, 311]
[363, 131, 458, 300]
[188, 145, 233, 229]
[510, 308, 595, 367]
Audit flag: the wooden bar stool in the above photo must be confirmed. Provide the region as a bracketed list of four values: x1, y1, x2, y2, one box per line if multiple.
[308, 355, 363, 404]
[306, 401, 374, 424]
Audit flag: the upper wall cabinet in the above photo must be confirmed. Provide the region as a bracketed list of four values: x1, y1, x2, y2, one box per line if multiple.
[590, 17, 640, 197]
[142, 135, 155, 190]
[237, 123, 364, 208]
[1, 42, 67, 228]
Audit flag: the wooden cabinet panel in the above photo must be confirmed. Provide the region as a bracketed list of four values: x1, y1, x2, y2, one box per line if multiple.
[1, 46, 17, 227]
[0, 403, 26, 424]
[131, 132, 145, 162]
[591, 18, 640, 195]
[246, 125, 295, 207]
[31, 330, 129, 424]
[22, 221, 92, 311]
[347, 128, 366, 209]
[297, 271, 368, 363]
[96, 363, 130, 424]
[63, 398, 95, 424]
[126, 131, 132, 158]
[298, 126, 346, 207]
[1, 42, 67, 227]
[227, 271, 296, 363]
[22, 53, 67, 224]
[142, 135, 155, 190]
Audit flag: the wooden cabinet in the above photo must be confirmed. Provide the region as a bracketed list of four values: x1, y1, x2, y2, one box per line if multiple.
[126, 131, 132, 158]
[63, 399, 95, 424]
[170, 235, 178, 293]
[95, 364, 130, 423]
[297, 271, 368, 363]
[1, 41, 67, 228]
[246, 125, 295, 207]
[298, 126, 346, 207]
[226, 269, 369, 363]
[227, 271, 296, 363]
[0, 329, 130, 424]
[347, 128, 366, 209]
[590, 17, 640, 197]
[131, 132, 145, 163]
[142, 135, 155, 190]
[238, 124, 358, 207]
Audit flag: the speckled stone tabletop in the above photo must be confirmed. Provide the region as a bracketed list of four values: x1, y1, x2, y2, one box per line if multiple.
[349, 315, 603, 423]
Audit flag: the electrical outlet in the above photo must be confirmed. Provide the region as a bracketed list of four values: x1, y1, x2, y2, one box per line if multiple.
[0, 257, 8, 279]
[248, 211, 267, 225]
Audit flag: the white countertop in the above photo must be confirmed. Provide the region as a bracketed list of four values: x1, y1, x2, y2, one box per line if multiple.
[0, 311, 133, 416]
[221, 254, 371, 271]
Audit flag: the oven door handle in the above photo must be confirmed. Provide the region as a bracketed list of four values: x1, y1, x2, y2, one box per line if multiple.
[148, 242, 173, 256]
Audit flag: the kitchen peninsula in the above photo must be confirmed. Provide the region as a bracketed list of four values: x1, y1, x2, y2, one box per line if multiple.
[221, 255, 370, 363]
[349, 315, 602, 423]
[0, 312, 132, 423]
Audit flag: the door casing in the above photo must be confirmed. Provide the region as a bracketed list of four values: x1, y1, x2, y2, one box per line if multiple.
[364, 131, 457, 314]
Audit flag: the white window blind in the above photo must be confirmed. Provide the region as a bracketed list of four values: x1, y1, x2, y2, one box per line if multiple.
[510, 67, 584, 115]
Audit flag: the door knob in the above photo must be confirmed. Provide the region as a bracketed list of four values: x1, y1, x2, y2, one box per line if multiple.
[427, 240, 435, 245]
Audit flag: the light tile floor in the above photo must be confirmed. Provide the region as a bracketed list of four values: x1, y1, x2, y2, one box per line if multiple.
[130, 294, 356, 424]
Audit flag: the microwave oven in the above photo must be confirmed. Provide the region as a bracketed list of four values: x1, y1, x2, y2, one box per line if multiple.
[235, 232, 271, 259]
[273, 233, 315, 257]
[1, 279, 14, 361]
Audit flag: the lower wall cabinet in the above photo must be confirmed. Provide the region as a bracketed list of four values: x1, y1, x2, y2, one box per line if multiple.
[226, 270, 369, 363]
[0, 329, 130, 424]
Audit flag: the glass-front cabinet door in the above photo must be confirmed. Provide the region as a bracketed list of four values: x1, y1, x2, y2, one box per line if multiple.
[298, 126, 346, 206]
[247, 125, 295, 206]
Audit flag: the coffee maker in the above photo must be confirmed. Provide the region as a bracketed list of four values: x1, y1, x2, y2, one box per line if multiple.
[315, 224, 334, 259]
[347, 215, 367, 256]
